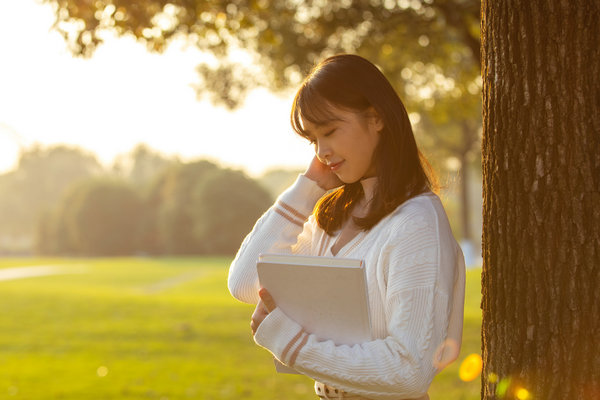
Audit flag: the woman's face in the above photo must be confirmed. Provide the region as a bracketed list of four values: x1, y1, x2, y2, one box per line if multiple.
[302, 105, 383, 183]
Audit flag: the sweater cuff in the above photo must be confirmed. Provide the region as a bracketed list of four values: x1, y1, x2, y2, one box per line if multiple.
[277, 174, 326, 219]
[254, 307, 307, 366]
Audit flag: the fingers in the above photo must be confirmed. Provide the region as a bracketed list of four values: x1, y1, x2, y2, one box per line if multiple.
[259, 288, 277, 312]
[250, 289, 278, 335]
[304, 156, 342, 190]
[251, 299, 268, 335]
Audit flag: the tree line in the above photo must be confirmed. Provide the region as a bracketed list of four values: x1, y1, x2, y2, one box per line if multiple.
[0, 144, 280, 256]
[0, 143, 477, 257]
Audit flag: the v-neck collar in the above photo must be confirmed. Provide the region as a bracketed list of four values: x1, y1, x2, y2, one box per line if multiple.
[328, 229, 366, 257]
[327, 176, 377, 257]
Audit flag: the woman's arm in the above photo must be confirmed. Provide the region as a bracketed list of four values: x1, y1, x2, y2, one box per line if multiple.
[227, 174, 326, 304]
[253, 201, 465, 400]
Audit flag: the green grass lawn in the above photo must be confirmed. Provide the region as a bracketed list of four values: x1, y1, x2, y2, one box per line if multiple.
[0, 258, 481, 399]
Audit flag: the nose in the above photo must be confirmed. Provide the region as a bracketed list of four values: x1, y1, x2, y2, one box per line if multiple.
[315, 140, 331, 163]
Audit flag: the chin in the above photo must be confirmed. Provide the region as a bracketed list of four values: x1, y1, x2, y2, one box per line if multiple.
[337, 175, 361, 184]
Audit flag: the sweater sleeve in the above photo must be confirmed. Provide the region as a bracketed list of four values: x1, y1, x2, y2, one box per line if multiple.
[227, 174, 326, 305]
[254, 201, 464, 400]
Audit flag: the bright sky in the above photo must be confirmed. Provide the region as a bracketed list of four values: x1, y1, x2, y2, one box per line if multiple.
[0, 0, 312, 176]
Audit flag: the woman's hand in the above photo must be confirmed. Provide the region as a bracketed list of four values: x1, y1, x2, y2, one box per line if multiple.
[303, 156, 343, 190]
[251, 288, 277, 335]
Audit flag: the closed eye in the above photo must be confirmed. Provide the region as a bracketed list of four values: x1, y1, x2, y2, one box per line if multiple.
[324, 128, 336, 137]
[304, 126, 335, 145]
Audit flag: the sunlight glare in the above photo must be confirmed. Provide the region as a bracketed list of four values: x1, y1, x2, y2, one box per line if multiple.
[0, 125, 24, 173]
[458, 353, 482, 382]
[496, 377, 511, 398]
[408, 112, 421, 125]
[0, 0, 309, 178]
[515, 387, 531, 400]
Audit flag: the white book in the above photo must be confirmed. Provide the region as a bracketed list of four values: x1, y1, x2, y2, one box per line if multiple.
[257, 253, 372, 374]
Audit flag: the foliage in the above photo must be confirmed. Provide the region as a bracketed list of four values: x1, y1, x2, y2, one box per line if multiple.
[257, 168, 303, 199]
[111, 143, 178, 188]
[35, 190, 78, 255]
[0, 143, 275, 256]
[39, 179, 144, 256]
[147, 160, 221, 254]
[43, 0, 482, 167]
[0, 145, 102, 242]
[141, 161, 272, 255]
[0, 257, 482, 399]
[191, 168, 272, 254]
[44, 0, 480, 107]
[34, 157, 273, 256]
[2, 141, 479, 257]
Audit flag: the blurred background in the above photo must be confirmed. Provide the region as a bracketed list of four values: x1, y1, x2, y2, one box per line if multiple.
[0, 0, 483, 399]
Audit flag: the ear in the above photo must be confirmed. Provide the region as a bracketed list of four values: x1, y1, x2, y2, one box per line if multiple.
[366, 107, 384, 133]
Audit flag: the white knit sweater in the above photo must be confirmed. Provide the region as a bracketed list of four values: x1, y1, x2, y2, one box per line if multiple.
[228, 175, 465, 400]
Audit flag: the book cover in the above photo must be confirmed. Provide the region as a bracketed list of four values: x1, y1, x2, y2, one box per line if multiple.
[257, 253, 372, 373]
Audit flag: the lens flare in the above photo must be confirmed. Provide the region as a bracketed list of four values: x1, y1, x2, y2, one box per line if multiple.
[496, 377, 511, 397]
[459, 353, 482, 381]
[515, 387, 531, 400]
[97, 366, 109, 377]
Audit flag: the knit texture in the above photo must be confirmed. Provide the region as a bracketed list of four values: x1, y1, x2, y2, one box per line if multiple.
[228, 175, 465, 400]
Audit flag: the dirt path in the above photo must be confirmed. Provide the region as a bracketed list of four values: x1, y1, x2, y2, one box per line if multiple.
[0, 265, 87, 282]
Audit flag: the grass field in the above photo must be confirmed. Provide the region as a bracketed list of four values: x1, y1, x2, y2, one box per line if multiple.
[0, 258, 481, 399]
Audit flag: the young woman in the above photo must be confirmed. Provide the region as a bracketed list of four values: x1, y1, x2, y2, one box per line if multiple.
[228, 54, 465, 400]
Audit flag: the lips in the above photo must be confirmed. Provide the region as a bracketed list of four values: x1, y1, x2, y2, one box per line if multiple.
[328, 161, 344, 171]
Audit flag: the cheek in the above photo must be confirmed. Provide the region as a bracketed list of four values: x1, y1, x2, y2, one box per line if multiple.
[362, 133, 380, 157]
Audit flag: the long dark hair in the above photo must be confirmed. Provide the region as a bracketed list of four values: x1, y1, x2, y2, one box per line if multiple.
[291, 54, 438, 234]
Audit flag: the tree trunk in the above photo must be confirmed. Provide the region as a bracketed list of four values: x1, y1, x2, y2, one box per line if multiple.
[480, 1, 600, 399]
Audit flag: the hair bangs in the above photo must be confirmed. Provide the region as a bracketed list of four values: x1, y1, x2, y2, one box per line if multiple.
[291, 85, 344, 139]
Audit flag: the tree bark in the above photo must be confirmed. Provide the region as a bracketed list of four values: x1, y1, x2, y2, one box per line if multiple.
[480, 1, 600, 399]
